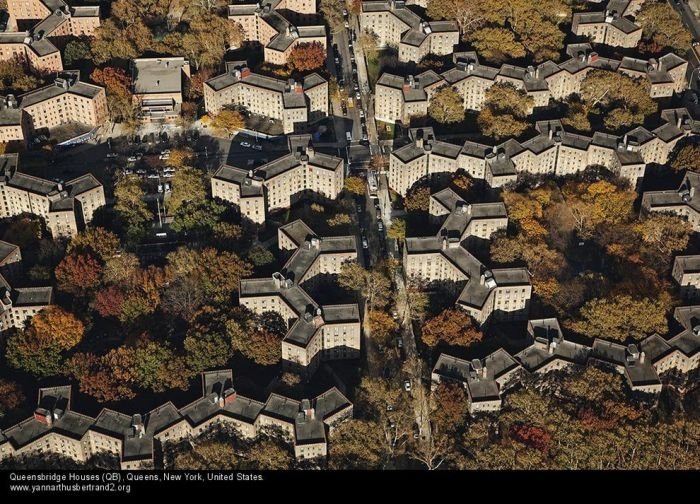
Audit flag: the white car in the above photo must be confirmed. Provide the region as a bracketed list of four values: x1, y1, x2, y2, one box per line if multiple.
[105, 153, 118, 159]
[161, 149, 171, 154]
[403, 379, 412, 392]
[147, 173, 160, 179]
[355, 91, 361, 100]
[159, 153, 170, 160]
[362, 236, 368, 249]
[127, 156, 138, 162]
[359, 110, 365, 118]
[241, 141, 252, 148]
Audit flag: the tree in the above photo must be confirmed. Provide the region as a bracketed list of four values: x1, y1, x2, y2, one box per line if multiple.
[329, 419, 388, 469]
[6, 331, 64, 378]
[210, 108, 245, 138]
[428, 86, 464, 124]
[182, 15, 244, 71]
[358, 30, 379, 56]
[637, 2, 692, 55]
[174, 441, 238, 470]
[469, 27, 525, 62]
[161, 275, 206, 321]
[103, 253, 140, 285]
[184, 330, 232, 373]
[115, 175, 151, 229]
[167, 147, 195, 168]
[166, 247, 252, 303]
[55, 253, 103, 296]
[327, 213, 352, 227]
[0, 379, 25, 417]
[580, 70, 657, 131]
[134, 341, 189, 392]
[670, 144, 700, 173]
[90, 67, 130, 98]
[2, 216, 42, 248]
[367, 310, 398, 344]
[338, 262, 392, 311]
[387, 218, 406, 241]
[477, 0, 570, 62]
[369, 155, 387, 172]
[67, 228, 120, 260]
[426, 0, 486, 36]
[405, 186, 431, 212]
[226, 319, 281, 366]
[28, 306, 85, 350]
[63, 40, 91, 65]
[167, 167, 208, 215]
[569, 294, 668, 342]
[247, 246, 275, 267]
[91, 286, 126, 318]
[243, 438, 293, 470]
[320, 0, 345, 33]
[0, 57, 43, 92]
[634, 215, 692, 257]
[478, 82, 533, 139]
[563, 99, 591, 132]
[431, 384, 469, 434]
[421, 308, 483, 348]
[67, 349, 137, 402]
[186, 68, 212, 100]
[344, 176, 366, 195]
[288, 42, 326, 72]
[409, 431, 454, 470]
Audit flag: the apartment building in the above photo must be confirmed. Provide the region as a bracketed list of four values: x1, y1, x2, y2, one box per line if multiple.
[375, 71, 443, 124]
[404, 183, 531, 326]
[0, 0, 100, 73]
[390, 109, 698, 194]
[204, 62, 328, 134]
[673, 255, 700, 302]
[131, 57, 190, 122]
[571, 0, 643, 48]
[0, 371, 353, 467]
[431, 349, 522, 414]
[376, 45, 688, 125]
[0, 154, 105, 238]
[641, 170, 700, 231]
[0, 241, 52, 333]
[0, 71, 107, 145]
[432, 308, 700, 413]
[228, 1, 326, 66]
[240, 220, 361, 374]
[359, 0, 458, 63]
[212, 135, 345, 224]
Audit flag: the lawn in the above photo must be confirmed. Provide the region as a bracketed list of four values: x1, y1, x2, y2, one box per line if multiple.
[376, 120, 396, 141]
[366, 52, 380, 90]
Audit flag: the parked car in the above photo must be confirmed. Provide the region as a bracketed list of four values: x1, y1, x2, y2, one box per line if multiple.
[359, 109, 365, 118]
[164, 182, 172, 192]
[403, 379, 412, 392]
[157, 183, 164, 193]
[147, 172, 160, 179]
[344, 20, 349, 28]
[105, 152, 118, 159]
[356, 91, 361, 100]
[396, 337, 403, 348]
[362, 236, 369, 249]
[377, 220, 384, 232]
[159, 153, 170, 160]
[127, 155, 138, 162]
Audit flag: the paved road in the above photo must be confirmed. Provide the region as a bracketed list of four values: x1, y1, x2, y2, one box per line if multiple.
[671, 0, 700, 42]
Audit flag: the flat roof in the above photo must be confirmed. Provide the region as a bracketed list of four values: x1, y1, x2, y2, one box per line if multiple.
[132, 58, 187, 95]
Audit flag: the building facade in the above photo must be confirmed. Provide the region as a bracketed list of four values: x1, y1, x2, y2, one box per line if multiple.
[404, 180, 531, 326]
[376, 45, 688, 125]
[432, 308, 700, 413]
[390, 109, 697, 195]
[204, 62, 328, 134]
[240, 220, 361, 374]
[212, 135, 344, 224]
[0, 371, 353, 467]
[1, 71, 108, 144]
[131, 57, 190, 122]
[1, 0, 100, 73]
[228, 0, 326, 66]
[0, 154, 105, 238]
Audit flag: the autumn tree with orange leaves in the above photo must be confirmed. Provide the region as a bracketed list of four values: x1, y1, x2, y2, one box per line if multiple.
[288, 42, 326, 72]
[55, 253, 103, 296]
[421, 308, 482, 348]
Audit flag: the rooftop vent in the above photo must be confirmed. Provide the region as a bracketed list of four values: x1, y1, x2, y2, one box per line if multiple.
[693, 325, 700, 337]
